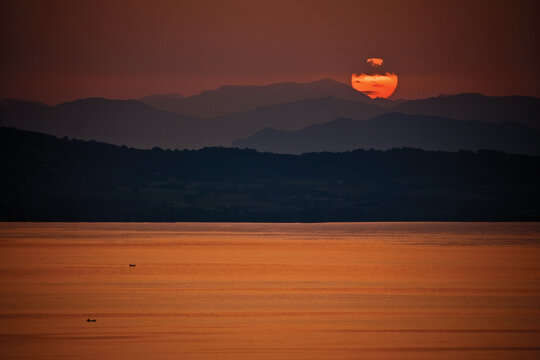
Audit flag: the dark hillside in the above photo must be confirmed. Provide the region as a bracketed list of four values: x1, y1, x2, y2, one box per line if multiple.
[2, 127, 539, 221]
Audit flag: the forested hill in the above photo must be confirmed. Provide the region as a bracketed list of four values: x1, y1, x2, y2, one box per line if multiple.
[2, 126, 539, 221]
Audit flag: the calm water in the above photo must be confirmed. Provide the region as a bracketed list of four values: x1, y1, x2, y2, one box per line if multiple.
[1, 222, 539, 359]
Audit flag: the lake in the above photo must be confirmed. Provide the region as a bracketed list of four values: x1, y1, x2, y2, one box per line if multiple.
[1, 222, 539, 359]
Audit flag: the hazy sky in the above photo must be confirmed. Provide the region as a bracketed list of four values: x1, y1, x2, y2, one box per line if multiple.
[1, 0, 539, 104]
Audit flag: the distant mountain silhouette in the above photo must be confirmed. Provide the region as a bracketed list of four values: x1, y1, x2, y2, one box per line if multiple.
[139, 93, 184, 113]
[199, 97, 383, 145]
[1, 95, 386, 148]
[233, 113, 540, 155]
[391, 93, 540, 130]
[3, 85, 540, 151]
[0, 96, 380, 149]
[0, 98, 52, 122]
[0, 98, 51, 108]
[139, 79, 372, 117]
[0, 98, 204, 149]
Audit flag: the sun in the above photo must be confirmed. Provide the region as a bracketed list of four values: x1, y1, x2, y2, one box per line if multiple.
[351, 58, 398, 99]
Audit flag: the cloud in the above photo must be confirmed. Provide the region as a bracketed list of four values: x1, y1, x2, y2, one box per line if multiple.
[367, 58, 384, 67]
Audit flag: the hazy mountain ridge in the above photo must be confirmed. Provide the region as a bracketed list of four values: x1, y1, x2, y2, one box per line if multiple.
[0, 98, 51, 108]
[0, 94, 384, 150]
[198, 97, 384, 145]
[2, 80, 540, 153]
[233, 113, 540, 155]
[139, 93, 185, 113]
[1, 97, 205, 149]
[0, 95, 380, 149]
[139, 79, 372, 117]
[390, 93, 540, 130]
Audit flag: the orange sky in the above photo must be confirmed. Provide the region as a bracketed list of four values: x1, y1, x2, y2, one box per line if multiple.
[1, 0, 539, 104]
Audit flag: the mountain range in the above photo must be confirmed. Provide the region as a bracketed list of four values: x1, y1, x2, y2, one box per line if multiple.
[233, 113, 540, 155]
[2, 79, 540, 154]
[0, 98, 202, 149]
[139, 78, 372, 117]
[389, 93, 540, 130]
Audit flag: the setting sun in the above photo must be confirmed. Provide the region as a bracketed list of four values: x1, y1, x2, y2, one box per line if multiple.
[351, 73, 398, 99]
[351, 58, 398, 99]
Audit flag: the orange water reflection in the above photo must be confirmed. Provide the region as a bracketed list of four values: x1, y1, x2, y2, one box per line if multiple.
[0, 222, 539, 359]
